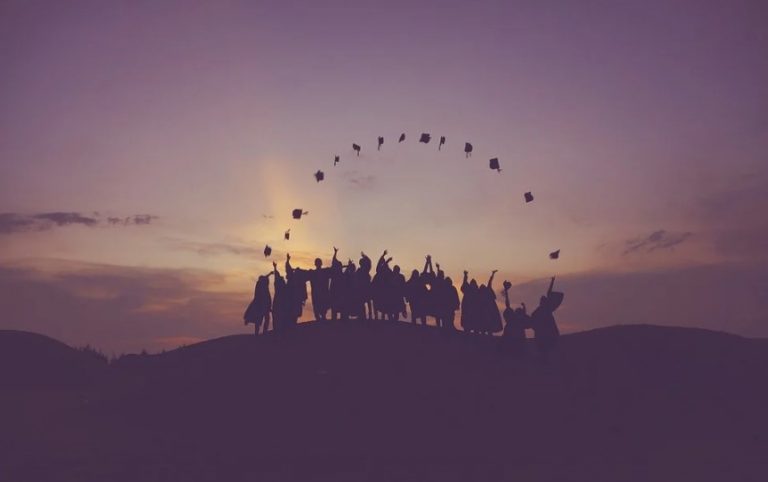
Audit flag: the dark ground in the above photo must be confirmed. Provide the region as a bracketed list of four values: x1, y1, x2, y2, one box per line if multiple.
[1, 321, 767, 481]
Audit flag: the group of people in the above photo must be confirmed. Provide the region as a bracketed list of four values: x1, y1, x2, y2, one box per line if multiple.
[243, 248, 563, 356]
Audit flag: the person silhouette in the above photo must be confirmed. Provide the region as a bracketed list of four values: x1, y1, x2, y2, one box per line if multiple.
[531, 277, 563, 361]
[342, 260, 359, 321]
[500, 281, 528, 357]
[281, 254, 306, 330]
[357, 252, 373, 320]
[390, 264, 407, 321]
[244, 272, 273, 335]
[329, 248, 344, 321]
[309, 248, 335, 321]
[421, 255, 437, 326]
[478, 270, 503, 335]
[441, 275, 460, 330]
[406, 268, 425, 325]
[460, 271, 480, 333]
[372, 250, 392, 320]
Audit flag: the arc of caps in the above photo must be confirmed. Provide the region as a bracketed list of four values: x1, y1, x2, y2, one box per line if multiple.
[352, 143, 361, 156]
[419, 133, 431, 143]
[292, 209, 308, 219]
[464, 142, 473, 157]
[549, 249, 560, 260]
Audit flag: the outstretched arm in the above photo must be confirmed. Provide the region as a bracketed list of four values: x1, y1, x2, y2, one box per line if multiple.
[272, 261, 280, 277]
[547, 276, 555, 297]
[488, 270, 498, 290]
[377, 250, 387, 270]
[285, 253, 293, 275]
[462, 270, 469, 290]
[503, 281, 511, 309]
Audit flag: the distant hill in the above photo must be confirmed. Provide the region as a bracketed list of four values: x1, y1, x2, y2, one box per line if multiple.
[0, 329, 107, 388]
[2, 322, 767, 482]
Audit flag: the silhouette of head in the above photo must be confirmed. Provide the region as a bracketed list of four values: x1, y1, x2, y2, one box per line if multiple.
[393, 265, 400, 274]
[314, 258, 322, 269]
[445, 276, 453, 285]
[470, 279, 478, 289]
[437, 270, 445, 280]
[540, 295, 548, 306]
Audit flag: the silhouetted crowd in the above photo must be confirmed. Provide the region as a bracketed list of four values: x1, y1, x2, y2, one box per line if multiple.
[244, 249, 563, 357]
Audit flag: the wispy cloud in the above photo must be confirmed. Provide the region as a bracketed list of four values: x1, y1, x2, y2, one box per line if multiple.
[0, 212, 158, 235]
[623, 230, 693, 255]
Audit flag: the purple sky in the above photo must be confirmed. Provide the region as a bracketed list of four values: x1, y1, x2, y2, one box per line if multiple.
[1, 0, 767, 353]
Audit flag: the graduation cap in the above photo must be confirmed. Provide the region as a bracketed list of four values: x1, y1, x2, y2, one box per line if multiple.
[398, 133, 406, 143]
[524, 192, 534, 203]
[284, 229, 291, 240]
[489, 157, 501, 172]
[377, 136, 384, 151]
[314, 170, 325, 182]
[334, 155, 340, 166]
[419, 133, 431, 144]
[439, 136, 446, 150]
[549, 249, 560, 260]
[264, 245, 272, 257]
[464, 142, 473, 158]
[292, 209, 308, 219]
[352, 143, 361, 156]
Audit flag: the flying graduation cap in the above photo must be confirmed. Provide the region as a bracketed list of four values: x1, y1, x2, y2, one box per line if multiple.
[399, 133, 406, 143]
[284, 229, 291, 240]
[489, 157, 501, 172]
[524, 192, 534, 203]
[264, 245, 272, 257]
[377, 137, 384, 151]
[334, 155, 340, 166]
[419, 133, 431, 144]
[549, 249, 560, 260]
[464, 142, 473, 158]
[439, 136, 446, 150]
[352, 143, 361, 156]
[292, 209, 308, 219]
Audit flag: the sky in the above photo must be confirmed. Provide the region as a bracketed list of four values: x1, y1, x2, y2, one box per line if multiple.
[1, 0, 767, 354]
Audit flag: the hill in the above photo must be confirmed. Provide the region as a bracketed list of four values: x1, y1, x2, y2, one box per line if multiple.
[1, 322, 767, 481]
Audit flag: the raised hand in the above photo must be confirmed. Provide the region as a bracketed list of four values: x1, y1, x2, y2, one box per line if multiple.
[286, 253, 291, 261]
[333, 246, 338, 253]
[383, 249, 388, 256]
[272, 261, 277, 269]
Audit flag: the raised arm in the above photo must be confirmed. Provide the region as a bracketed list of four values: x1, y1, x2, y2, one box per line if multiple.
[285, 253, 293, 275]
[376, 250, 388, 272]
[272, 261, 280, 277]
[503, 281, 511, 308]
[461, 270, 469, 291]
[488, 270, 498, 290]
[547, 276, 555, 297]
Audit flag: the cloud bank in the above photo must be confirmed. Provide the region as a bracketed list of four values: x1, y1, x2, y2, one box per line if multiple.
[0, 212, 158, 235]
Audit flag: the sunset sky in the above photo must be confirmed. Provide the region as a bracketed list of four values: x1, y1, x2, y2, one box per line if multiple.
[2, 0, 767, 353]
